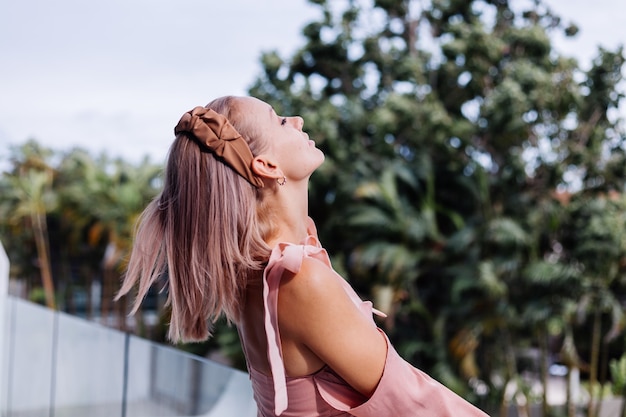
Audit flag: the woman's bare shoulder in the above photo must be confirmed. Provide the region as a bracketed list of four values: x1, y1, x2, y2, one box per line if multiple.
[278, 255, 343, 313]
[278, 256, 386, 398]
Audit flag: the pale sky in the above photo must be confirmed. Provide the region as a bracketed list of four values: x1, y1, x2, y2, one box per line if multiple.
[0, 0, 623, 166]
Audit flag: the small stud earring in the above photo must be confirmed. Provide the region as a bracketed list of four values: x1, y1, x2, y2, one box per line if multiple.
[277, 176, 286, 186]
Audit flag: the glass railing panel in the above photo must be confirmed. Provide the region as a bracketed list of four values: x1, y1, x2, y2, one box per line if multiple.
[124, 335, 178, 416]
[0, 297, 13, 416]
[126, 335, 257, 417]
[194, 359, 257, 417]
[1, 296, 257, 417]
[126, 336, 232, 416]
[53, 311, 126, 417]
[6, 298, 56, 416]
[193, 354, 239, 414]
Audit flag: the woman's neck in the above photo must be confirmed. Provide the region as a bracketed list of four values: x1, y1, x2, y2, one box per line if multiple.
[266, 180, 310, 245]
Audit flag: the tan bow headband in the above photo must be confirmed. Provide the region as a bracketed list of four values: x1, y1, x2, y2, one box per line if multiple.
[174, 106, 264, 188]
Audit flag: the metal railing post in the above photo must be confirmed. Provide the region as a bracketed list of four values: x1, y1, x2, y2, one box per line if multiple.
[0, 241, 9, 415]
[121, 333, 130, 417]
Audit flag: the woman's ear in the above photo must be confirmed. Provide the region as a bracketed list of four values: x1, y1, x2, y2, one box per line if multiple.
[251, 155, 283, 181]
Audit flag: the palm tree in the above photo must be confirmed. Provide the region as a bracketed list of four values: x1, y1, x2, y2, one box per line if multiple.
[56, 149, 160, 329]
[55, 148, 113, 318]
[3, 167, 57, 309]
[561, 195, 626, 417]
[89, 156, 160, 330]
[343, 160, 443, 313]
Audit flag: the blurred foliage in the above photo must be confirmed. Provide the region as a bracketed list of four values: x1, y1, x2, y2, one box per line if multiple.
[247, 0, 626, 413]
[610, 353, 626, 396]
[0, 141, 163, 327]
[2, 0, 626, 414]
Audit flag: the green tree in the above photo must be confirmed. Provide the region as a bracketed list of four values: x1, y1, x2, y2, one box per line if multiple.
[560, 195, 626, 417]
[57, 150, 161, 329]
[248, 0, 626, 411]
[0, 141, 58, 309]
[1, 144, 161, 330]
[54, 148, 110, 317]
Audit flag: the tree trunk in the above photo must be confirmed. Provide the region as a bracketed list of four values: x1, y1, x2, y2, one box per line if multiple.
[83, 265, 94, 319]
[31, 212, 55, 309]
[568, 366, 580, 417]
[593, 342, 610, 417]
[588, 306, 601, 417]
[500, 328, 524, 417]
[567, 366, 573, 417]
[538, 328, 550, 417]
[102, 240, 123, 329]
[621, 384, 626, 417]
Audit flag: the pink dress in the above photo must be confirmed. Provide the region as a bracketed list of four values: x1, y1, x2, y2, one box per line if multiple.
[245, 233, 489, 417]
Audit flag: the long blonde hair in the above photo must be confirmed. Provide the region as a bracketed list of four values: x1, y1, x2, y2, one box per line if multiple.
[116, 96, 274, 343]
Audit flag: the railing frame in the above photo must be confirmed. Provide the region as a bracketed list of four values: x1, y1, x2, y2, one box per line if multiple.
[0, 241, 256, 417]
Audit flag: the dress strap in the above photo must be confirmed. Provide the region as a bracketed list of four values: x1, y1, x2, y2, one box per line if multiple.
[263, 243, 305, 415]
[262, 236, 386, 416]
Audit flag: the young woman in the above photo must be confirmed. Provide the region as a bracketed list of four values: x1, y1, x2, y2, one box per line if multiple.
[117, 96, 489, 416]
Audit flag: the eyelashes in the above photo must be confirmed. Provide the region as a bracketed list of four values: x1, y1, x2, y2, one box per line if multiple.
[281, 118, 287, 126]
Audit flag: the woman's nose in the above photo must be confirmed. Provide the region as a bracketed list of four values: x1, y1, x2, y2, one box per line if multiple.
[292, 116, 304, 130]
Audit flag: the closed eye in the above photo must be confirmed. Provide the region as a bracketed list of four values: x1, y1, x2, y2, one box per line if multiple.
[281, 117, 287, 126]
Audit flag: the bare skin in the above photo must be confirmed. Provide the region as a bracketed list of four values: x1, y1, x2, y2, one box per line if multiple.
[237, 97, 387, 399]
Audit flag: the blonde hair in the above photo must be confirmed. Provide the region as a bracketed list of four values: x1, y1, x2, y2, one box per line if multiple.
[116, 96, 274, 343]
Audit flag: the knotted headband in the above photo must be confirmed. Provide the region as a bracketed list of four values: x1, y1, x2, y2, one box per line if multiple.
[174, 106, 264, 188]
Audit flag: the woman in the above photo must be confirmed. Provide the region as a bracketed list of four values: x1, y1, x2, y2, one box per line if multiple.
[117, 96, 489, 416]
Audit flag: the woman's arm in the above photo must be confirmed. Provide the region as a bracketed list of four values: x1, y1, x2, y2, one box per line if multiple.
[278, 256, 387, 397]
